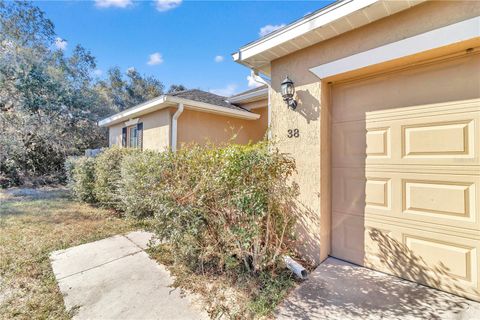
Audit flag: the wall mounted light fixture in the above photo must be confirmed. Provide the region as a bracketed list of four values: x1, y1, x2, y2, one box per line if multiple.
[280, 76, 297, 110]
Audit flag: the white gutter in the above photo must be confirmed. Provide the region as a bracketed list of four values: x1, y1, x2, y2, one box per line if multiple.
[227, 86, 268, 104]
[251, 70, 272, 141]
[98, 96, 167, 127]
[171, 103, 184, 152]
[233, 0, 378, 62]
[167, 96, 259, 120]
[98, 95, 259, 127]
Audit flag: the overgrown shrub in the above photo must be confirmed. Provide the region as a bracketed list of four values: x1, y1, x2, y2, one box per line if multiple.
[118, 150, 172, 217]
[66, 143, 299, 317]
[67, 142, 298, 277]
[66, 156, 96, 203]
[119, 143, 298, 275]
[94, 147, 137, 210]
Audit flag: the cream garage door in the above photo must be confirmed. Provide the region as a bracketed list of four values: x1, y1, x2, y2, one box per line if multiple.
[331, 54, 480, 301]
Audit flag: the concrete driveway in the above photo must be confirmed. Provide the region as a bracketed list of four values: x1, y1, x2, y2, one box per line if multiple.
[50, 231, 208, 320]
[276, 258, 480, 320]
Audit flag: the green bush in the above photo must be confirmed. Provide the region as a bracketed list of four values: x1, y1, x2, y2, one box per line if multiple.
[67, 142, 298, 277]
[94, 147, 137, 210]
[119, 143, 298, 274]
[119, 150, 172, 218]
[66, 156, 96, 203]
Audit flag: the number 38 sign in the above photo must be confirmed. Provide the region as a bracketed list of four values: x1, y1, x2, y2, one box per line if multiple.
[287, 129, 299, 138]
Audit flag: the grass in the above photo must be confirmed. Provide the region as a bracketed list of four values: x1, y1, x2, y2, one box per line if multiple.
[0, 187, 147, 319]
[148, 244, 296, 319]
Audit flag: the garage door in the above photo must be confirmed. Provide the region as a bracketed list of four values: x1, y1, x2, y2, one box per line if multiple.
[331, 54, 480, 301]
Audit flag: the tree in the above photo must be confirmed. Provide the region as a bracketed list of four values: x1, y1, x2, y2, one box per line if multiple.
[0, 1, 170, 187]
[95, 67, 165, 113]
[0, 1, 107, 186]
[167, 84, 187, 94]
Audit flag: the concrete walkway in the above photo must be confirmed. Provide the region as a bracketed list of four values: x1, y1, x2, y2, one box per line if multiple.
[50, 231, 209, 320]
[276, 258, 480, 320]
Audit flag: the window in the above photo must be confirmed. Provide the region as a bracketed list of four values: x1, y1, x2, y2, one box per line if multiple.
[122, 122, 143, 149]
[129, 126, 138, 148]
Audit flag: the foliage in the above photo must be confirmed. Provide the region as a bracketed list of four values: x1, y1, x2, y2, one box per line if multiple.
[0, 1, 169, 187]
[94, 146, 138, 210]
[66, 141, 299, 318]
[95, 67, 165, 113]
[118, 143, 299, 275]
[66, 156, 96, 203]
[167, 84, 187, 93]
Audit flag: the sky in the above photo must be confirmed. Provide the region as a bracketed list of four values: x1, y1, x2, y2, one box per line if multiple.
[36, 0, 334, 96]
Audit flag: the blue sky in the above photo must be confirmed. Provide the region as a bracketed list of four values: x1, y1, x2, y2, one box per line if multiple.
[37, 0, 334, 96]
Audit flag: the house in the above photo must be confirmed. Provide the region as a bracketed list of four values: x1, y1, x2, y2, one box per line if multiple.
[98, 88, 268, 151]
[233, 0, 480, 301]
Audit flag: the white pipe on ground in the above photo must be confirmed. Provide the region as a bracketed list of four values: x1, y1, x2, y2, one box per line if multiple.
[284, 255, 308, 280]
[171, 103, 184, 152]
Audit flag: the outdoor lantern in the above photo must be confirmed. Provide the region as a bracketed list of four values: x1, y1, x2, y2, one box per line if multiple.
[280, 76, 297, 110]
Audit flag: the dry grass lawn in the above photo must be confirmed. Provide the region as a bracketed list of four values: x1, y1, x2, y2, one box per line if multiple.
[0, 187, 147, 319]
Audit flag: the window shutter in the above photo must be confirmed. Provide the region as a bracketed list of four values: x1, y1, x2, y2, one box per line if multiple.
[122, 127, 127, 147]
[137, 123, 143, 149]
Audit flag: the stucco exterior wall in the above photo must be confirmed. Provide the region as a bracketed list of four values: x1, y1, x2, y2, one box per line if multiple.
[177, 107, 267, 147]
[108, 123, 123, 147]
[268, 0, 480, 264]
[142, 108, 172, 151]
[107, 108, 172, 151]
[108, 106, 267, 150]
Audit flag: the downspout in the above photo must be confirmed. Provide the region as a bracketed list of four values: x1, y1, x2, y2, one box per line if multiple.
[171, 103, 184, 152]
[250, 70, 272, 140]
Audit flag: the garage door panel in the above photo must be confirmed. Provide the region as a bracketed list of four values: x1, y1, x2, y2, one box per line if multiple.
[332, 121, 367, 168]
[364, 221, 480, 300]
[332, 168, 365, 216]
[365, 99, 480, 166]
[364, 171, 480, 231]
[402, 120, 473, 157]
[402, 178, 476, 221]
[332, 212, 365, 265]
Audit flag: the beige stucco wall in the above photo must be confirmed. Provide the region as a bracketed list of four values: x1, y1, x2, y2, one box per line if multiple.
[108, 106, 267, 150]
[142, 108, 172, 151]
[107, 108, 172, 151]
[108, 123, 123, 147]
[268, 0, 480, 264]
[177, 106, 267, 147]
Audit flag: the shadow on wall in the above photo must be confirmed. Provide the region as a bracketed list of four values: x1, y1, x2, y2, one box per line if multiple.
[291, 199, 322, 266]
[295, 89, 320, 123]
[367, 229, 479, 300]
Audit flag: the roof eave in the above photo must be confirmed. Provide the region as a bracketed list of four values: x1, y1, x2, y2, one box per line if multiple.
[227, 87, 268, 104]
[98, 95, 259, 127]
[232, 0, 427, 73]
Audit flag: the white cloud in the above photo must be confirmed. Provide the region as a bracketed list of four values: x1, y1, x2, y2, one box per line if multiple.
[94, 0, 132, 8]
[214, 55, 224, 63]
[147, 52, 164, 65]
[259, 24, 285, 37]
[155, 0, 182, 12]
[54, 37, 67, 50]
[247, 75, 262, 88]
[93, 69, 103, 77]
[209, 84, 238, 97]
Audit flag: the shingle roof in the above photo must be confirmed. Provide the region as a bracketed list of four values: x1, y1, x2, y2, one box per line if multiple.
[170, 89, 248, 112]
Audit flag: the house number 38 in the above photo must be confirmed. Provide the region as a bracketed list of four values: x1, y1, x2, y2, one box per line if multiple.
[287, 129, 300, 138]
